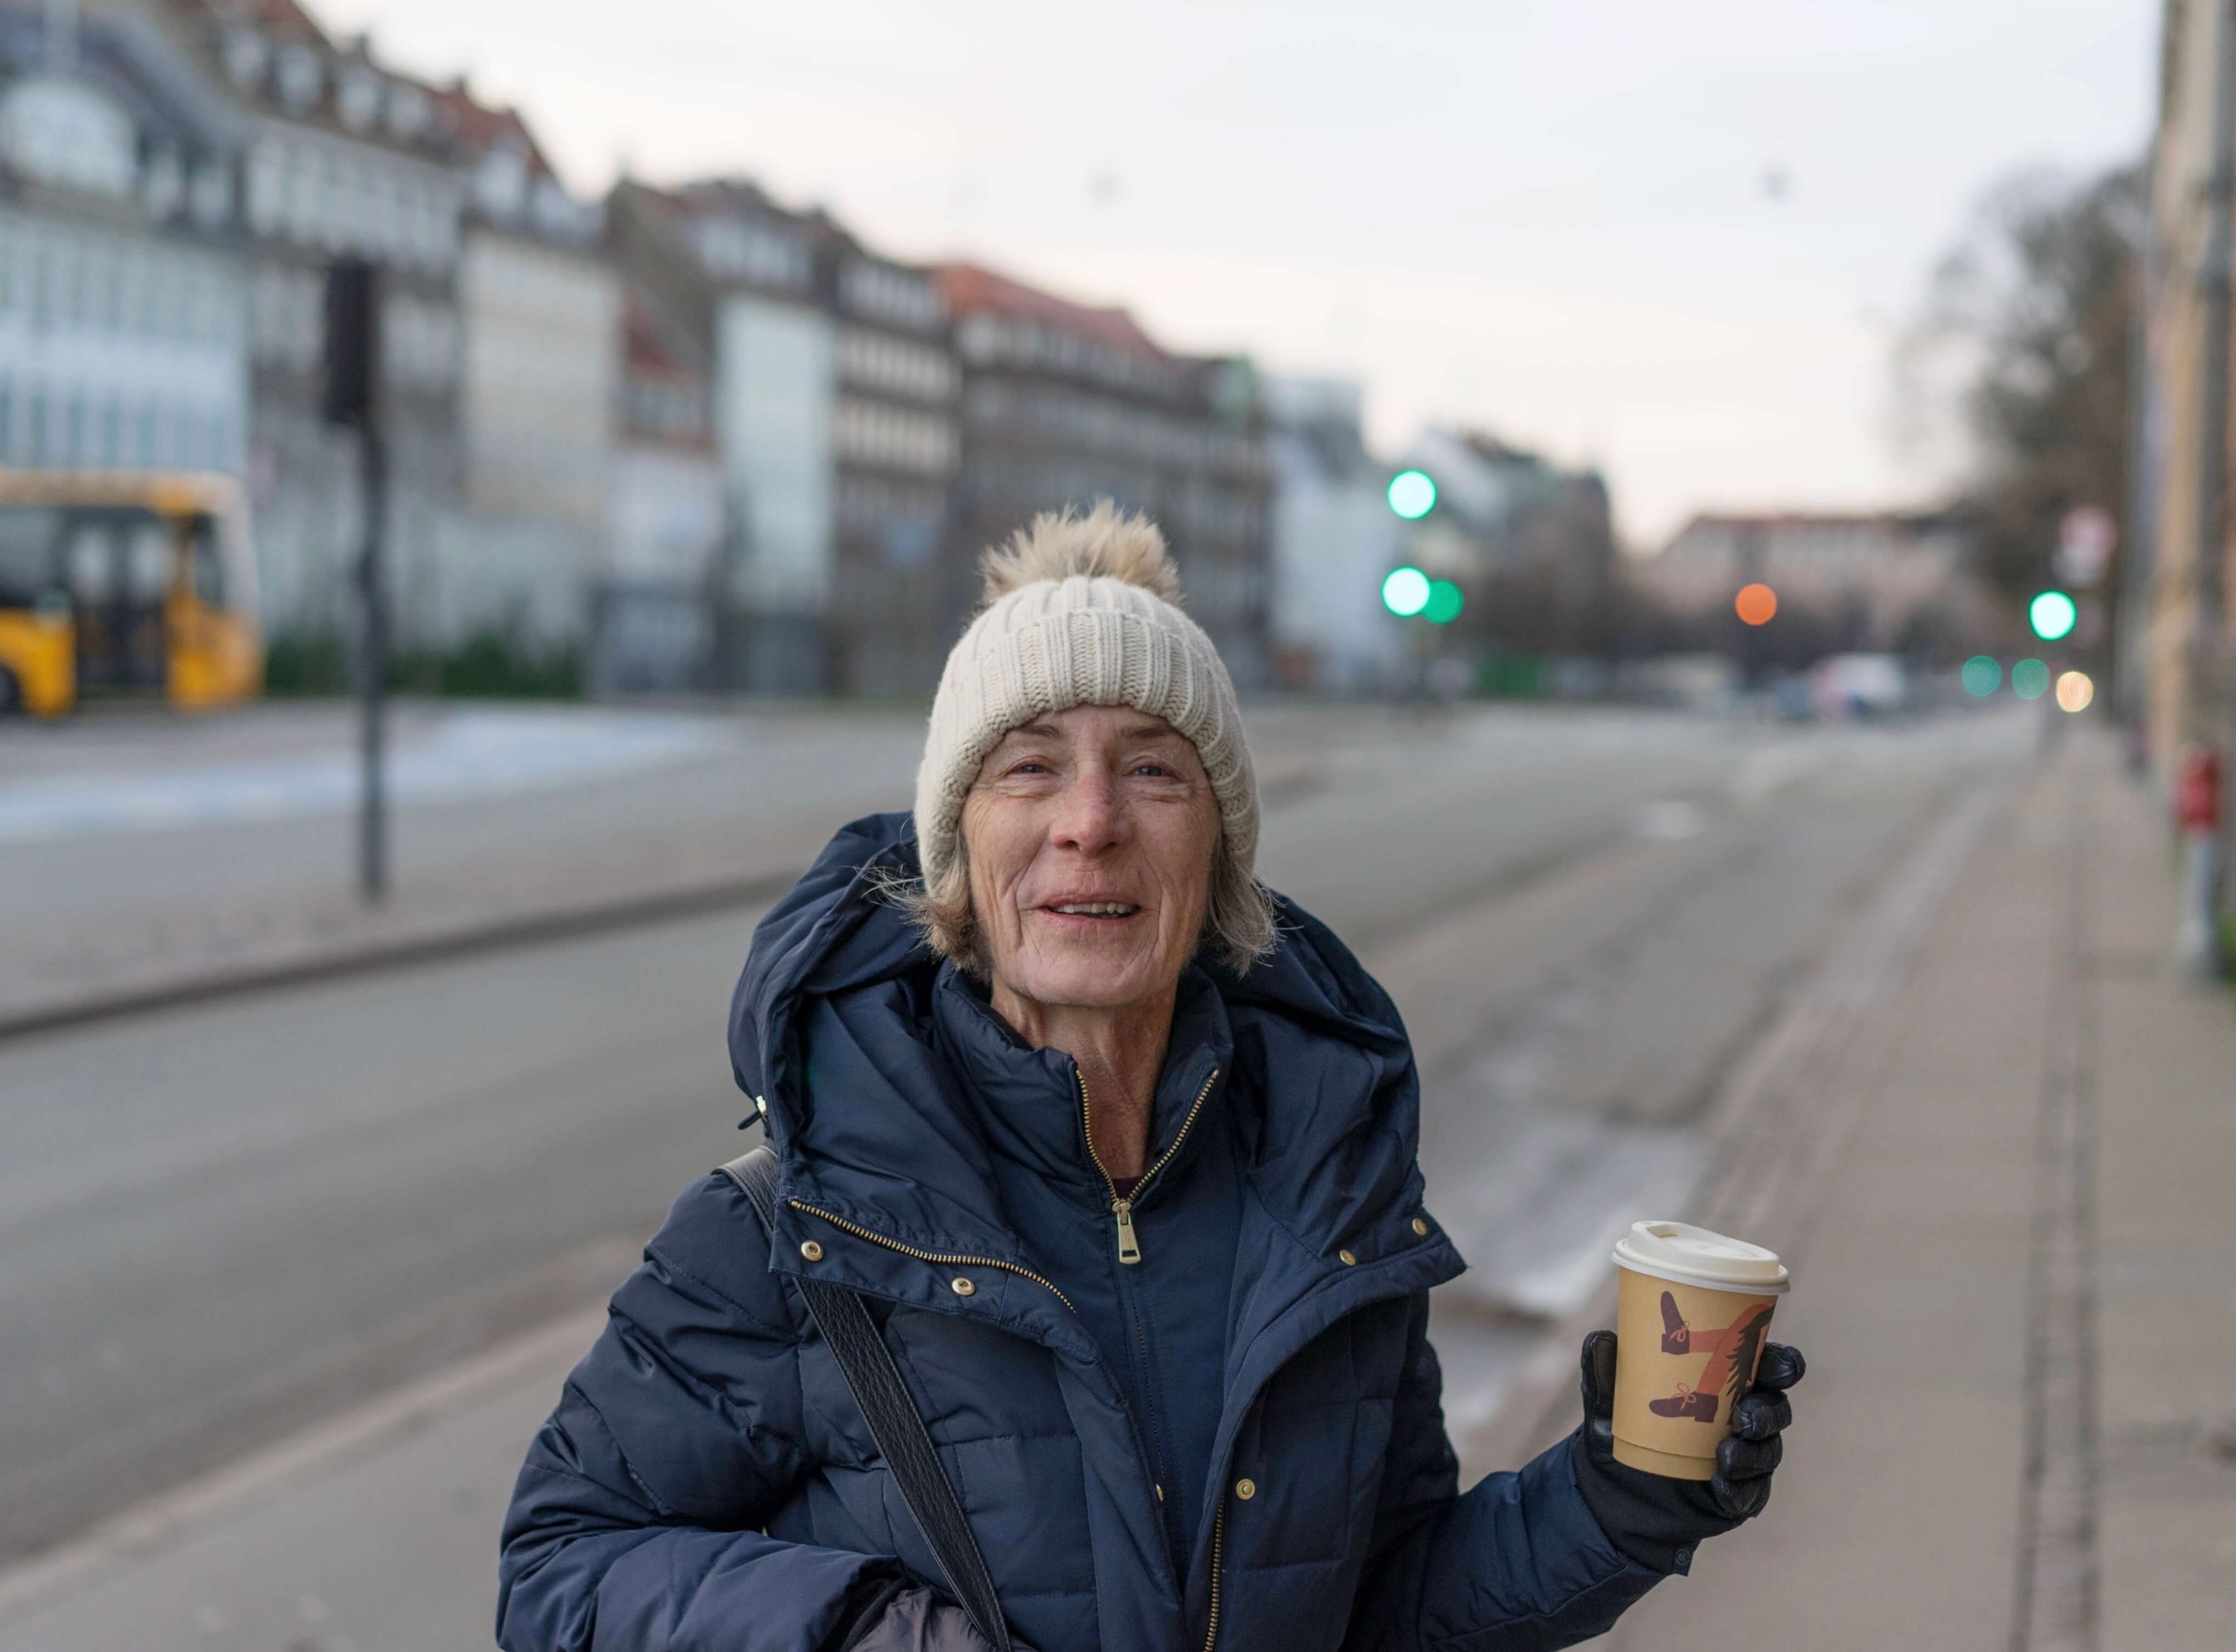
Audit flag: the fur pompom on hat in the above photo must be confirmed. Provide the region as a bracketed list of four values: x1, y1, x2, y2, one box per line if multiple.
[912, 501, 1260, 939]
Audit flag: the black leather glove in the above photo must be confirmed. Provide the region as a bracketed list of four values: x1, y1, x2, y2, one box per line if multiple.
[833, 1581, 1021, 1652]
[1568, 1327, 1804, 1574]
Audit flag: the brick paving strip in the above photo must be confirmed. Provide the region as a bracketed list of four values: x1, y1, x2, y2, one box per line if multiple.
[2013, 758, 2101, 1652]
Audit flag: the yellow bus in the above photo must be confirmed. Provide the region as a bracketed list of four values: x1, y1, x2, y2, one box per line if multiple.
[0, 472, 263, 717]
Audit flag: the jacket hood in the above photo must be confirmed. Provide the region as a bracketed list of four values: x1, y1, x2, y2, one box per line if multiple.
[729, 811, 1413, 1109]
[727, 812, 1459, 1366]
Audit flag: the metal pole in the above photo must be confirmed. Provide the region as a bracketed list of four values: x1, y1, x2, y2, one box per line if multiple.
[357, 425, 387, 903]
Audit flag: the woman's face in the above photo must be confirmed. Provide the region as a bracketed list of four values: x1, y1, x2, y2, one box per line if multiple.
[960, 705, 1220, 1014]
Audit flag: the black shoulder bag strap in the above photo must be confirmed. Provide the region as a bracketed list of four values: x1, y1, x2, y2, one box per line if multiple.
[722, 1146, 1014, 1652]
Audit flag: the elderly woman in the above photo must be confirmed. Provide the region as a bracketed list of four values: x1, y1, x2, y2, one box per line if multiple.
[497, 506, 1803, 1652]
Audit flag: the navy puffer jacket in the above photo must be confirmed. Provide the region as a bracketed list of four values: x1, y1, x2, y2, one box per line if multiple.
[498, 814, 1664, 1652]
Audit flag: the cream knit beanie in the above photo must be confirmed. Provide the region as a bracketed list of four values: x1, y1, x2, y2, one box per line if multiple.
[914, 501, 1257, 893]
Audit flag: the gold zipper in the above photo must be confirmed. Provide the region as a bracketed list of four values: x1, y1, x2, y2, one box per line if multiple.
[787, 1200, 1079, 1314]
[1078, 1067, 1220, 1267]
[1202, 1501, 1226, 1652]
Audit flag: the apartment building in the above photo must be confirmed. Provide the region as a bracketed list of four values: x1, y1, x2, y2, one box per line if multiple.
[0, 6, 249, 480]
[938, 262, 1271, 685]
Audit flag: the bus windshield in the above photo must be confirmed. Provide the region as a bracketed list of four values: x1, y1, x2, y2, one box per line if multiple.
[0, 506, 60, 606]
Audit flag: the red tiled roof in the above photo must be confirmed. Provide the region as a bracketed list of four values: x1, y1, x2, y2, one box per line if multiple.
[420, 79, 554, 175]
[935, 262, 1167, 360]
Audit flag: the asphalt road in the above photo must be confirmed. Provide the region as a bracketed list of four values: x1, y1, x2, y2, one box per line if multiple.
[0, 702, 2037, 1563]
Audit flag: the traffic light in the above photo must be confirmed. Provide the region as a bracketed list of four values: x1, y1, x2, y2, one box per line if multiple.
[324, 258, 380, 427]
[1382, 566, 1431, 616]
[2029, 589, 2078, 642]
[1734, 583, 1777, 626]
[1422, 579, 1464, 623]
[1387, 469, 1436, 520]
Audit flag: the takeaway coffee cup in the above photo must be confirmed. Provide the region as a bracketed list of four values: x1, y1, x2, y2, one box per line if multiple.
[1609, 1220, 1790, 1480]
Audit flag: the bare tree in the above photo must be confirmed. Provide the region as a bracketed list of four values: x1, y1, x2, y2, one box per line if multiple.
[1897, 163, 2144, 603]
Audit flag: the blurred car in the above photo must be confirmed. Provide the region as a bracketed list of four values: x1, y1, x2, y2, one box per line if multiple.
[1810, 652, 1909, 719]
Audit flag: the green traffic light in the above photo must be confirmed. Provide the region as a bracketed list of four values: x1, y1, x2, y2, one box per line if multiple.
[1961, 656, 2001, 697]
[1382, 566, 1431, 616]
[2029, 589, 2078, 642]
[1422, 579, 1464, 624]
[2012, 658, 2051, 700]
[1387, 470, 1437, 520]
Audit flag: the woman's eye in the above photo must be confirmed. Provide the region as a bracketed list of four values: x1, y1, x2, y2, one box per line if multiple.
[1133, 763, 1171, 777]
[1010, 761, 1050, 776]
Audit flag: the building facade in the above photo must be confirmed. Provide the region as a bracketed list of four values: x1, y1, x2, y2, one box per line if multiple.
[596, 282, 722, 691]
[939, 262, 1271, 686]
[154, 0, 468, 642]
[609, 177, 958, 692]
[1638, 511, 1981, 654]
[1263, 376, 1403, 691]
[0, 7, 249, 480]
[2134, 0, 2236, 782]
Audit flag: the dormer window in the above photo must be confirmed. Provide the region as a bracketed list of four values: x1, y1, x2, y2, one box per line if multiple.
[384, 83, 429, 143]
[275, 46, 322, 113]
[0, 75, 136, 200]
[474, 141, 528, 223]
[336, 68, 380, 132]
[222, 27, 270, 90]
[531, 175, 577, 239]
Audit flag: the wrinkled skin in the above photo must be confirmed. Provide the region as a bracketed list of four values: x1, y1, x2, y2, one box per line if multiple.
[960, 703, 1221, 1019]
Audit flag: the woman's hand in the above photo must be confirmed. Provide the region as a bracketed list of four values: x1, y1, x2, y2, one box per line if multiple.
[836, 1584, 1025, 1652]
[1568, 1327, 1807, 1571]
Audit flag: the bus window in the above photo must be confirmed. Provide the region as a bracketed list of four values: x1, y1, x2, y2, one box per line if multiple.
[67, 521, 114, 603]
[126, 518, 168, 602]
[0, 505, 58, 605]
[186, 514, 224, 606]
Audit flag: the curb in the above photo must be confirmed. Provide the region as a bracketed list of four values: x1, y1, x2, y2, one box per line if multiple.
[0, 867, 798, 1045]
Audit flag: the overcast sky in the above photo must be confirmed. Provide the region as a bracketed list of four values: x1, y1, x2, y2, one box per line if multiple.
[322, 0, 2156, 548]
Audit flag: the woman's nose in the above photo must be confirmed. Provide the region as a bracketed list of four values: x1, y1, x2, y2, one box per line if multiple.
[1051, 770, 1123, 851]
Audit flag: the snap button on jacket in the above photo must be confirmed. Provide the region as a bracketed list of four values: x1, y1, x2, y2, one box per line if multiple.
[496, 814, 1662, 1652]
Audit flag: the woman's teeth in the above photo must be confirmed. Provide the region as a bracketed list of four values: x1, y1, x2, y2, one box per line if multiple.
[1052, 903, 1138, 916]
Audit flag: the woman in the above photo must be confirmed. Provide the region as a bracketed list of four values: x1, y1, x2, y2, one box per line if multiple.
[497, 504, 1803, 1652]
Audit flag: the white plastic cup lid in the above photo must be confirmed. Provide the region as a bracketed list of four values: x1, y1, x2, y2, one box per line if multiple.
[1611, 1219, 1790, 1294]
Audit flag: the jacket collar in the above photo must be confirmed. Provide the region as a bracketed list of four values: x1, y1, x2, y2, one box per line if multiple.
[933, 962, 1232, 1201]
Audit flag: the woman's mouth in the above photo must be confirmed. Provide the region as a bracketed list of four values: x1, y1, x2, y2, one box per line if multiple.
[1044, 902, 1140, 919]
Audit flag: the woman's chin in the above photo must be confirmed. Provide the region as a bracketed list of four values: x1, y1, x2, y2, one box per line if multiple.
[1006, 944, 1168, 1012]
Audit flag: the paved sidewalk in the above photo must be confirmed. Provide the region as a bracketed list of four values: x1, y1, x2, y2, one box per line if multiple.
[1565, 726, 2235, 1650]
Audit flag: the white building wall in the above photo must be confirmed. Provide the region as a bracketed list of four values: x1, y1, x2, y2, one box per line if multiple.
[1266, 379, 1405, 690]
[458, 231, 619, 533]
[609, 442, 723, 584]
[0, 208, 249, 476]
[715, 292, 834, 614]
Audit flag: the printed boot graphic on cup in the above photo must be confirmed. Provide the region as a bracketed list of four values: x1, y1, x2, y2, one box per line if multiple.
[1649, 1296, 1772, 1424]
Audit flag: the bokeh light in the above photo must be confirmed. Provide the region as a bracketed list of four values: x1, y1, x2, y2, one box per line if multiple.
[1380, 566, 1431, 616]
[2054, 670, 2094, 713]
[1386, 470, 1437, 521]
[2029, 589, 2078, 642]
[1962, 655, 2002, 696]
[1422, 578, 1464, 625]
[1734, 582, 1778, 626]
[2012, 658, 2051, 700]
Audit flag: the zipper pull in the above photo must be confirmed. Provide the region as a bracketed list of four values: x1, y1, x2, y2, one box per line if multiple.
[1113, 1197, 1142, 1265]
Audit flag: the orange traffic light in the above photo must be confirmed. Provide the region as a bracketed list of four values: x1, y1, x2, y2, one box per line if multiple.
[1735, 583, 1777, 626]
